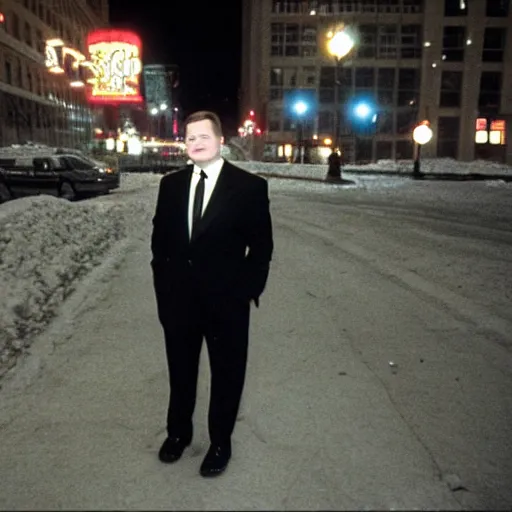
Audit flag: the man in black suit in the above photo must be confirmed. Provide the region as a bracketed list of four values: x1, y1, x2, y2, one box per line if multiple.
[151, 111, 273, 477]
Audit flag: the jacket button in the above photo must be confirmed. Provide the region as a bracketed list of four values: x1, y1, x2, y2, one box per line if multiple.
[188, 259, 192, 266]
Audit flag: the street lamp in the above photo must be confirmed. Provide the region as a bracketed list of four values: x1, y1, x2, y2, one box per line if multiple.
[412, 120, 433, 177]
[293, 100, 308, 163]
[326, 25, 355, 152]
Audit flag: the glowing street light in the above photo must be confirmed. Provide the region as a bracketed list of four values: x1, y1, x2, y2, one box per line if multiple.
[326, 25, 356, 153]
[354, 102, 371, 119]
[293, 100, 308, 116]
[413, 122, 433, 145]
[412, 121, 433, 176]
[327, 28, 355, 60]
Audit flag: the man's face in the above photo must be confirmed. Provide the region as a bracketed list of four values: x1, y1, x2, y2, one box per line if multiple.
[185, 119, 223, 165]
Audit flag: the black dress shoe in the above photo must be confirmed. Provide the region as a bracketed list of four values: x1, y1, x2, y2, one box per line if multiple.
[199, 444, 231, 477]
[158, 436, 191, 464]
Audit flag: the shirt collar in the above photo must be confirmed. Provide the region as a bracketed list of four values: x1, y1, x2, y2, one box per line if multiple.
[193, 157, 224, 178]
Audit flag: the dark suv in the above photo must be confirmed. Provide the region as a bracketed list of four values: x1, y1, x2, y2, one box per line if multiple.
[0, 153, 120, 203]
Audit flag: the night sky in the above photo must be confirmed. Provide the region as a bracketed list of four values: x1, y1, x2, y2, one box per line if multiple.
[108, 0, 243, 135]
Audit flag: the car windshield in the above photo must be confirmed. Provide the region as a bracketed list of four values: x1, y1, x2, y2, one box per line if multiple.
[61, 156, 96, 170]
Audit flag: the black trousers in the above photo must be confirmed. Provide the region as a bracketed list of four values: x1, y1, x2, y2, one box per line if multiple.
[160, 288, 250, 447]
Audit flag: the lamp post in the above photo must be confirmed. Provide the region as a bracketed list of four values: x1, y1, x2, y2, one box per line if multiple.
[412, 121, 433, 178]
[150, 103, 168, 138]
[150, 107, 159, 137]
[326, 26, 355, 153]
[293, 100, 308, 164]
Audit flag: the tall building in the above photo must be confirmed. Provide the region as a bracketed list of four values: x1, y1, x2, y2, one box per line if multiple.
[143, 64, 180, 139]
[0, 0, 109, 148]
[241, 0, 512, 164]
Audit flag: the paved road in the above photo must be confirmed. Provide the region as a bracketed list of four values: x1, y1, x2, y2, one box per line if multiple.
[1, 178, 511, 510]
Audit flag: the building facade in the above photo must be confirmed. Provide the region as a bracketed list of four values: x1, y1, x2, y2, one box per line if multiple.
[241, 0, 512, 163]
[142, 64, 180, 139]
[0, 0, 108, 148]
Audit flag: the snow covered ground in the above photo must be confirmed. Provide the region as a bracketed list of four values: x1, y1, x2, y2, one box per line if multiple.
[237, 157, 512, 180]
[0, 158, 511, 380]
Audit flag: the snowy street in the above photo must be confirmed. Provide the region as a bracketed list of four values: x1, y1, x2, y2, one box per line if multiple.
[1, 169, 512, 510]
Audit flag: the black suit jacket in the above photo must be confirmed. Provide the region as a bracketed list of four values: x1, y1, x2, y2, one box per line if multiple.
[151, 160, 273, 308]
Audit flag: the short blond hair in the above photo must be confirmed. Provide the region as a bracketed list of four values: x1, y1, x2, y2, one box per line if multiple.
[184, 111, 223, 136]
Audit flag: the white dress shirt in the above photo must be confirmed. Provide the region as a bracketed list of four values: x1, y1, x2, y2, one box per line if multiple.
[188, 157, 224, 238]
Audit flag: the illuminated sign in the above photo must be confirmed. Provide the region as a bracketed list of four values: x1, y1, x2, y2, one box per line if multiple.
[86, 29, 143, 104]
[45, 39, 87, 80]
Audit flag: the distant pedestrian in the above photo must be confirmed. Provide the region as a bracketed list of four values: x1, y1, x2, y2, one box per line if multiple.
[327, 149, 342, 180]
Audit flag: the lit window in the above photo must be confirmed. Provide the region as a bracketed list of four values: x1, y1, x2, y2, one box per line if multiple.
[475, 118, 506, 144]
[489, 131, 501, 144]
[475, 118, 487, 131]
[490, 119, 506, 144]
[475, 131, 488, 143]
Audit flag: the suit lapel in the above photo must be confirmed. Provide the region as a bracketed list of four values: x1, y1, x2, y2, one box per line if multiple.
[190, 162, 235, 243]
[173, 166, 193, 245]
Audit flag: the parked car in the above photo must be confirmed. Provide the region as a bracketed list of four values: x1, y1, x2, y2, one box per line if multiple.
[0, 151, 120, 203]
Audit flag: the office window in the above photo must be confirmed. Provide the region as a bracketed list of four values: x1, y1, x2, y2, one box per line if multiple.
[4, 60, 12, 85]
[445, 0, 467, 16]
[27, 69, 33, 92]
[358, 25, 377, 58]
[482, 28, 506, 62]
[271, 23, 284, 56]
[301, 26, 317, 57]
[376, 141, 393, 159]
[283, 68, 298, 87]
[377, 0, 400, 13]
[285, 24, 299, 56]
[11, 12, 20, 39]
[15, 58, 23, 87]
[377, 111, 394, 134]
[271, 23, 315, 57]
[396, 109, 418, 134]
[489, 119, 506, 144]
[479, 71, 502, 110]
[440, 71, 463, 107]
[486, 0, 510, 16]
[355, 139, 373, 162]
[402, 0, 423, 13]
[397, 69, 420, 107]
[377, 68, 395, 106]
[36, 29, 44, 53]
[271, 0, 303, 14]
[438, 117, 460, 157]
[320, 66, 335, 87]
[401, 25, 422, 59]
[270, 68, 283, 87]
[475, 117, 507, 144]
[355, 68, 375, 88]
[319, 88, 334, 103]
[443, 26, 465, 61]
[378, 25, 398, 58]
[24, 22, 32, 46]
[396, 140, 414, 159]
[268, 107, 281, 132]
[302, 66, 316, 86]
[318, 111, 333, 133]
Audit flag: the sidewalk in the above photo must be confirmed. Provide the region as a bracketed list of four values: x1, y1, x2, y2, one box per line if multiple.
[0, 227, 467, 510]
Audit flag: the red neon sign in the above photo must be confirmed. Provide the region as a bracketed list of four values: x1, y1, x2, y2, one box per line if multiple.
[85, 29, 143, 105]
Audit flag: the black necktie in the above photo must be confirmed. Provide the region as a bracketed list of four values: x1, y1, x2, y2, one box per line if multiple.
[192, 170, 207, 236]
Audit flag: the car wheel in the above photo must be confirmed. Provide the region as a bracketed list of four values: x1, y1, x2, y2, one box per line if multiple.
[0, 182, 11, 204]
[59, 181, 76, 201]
